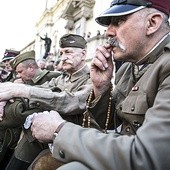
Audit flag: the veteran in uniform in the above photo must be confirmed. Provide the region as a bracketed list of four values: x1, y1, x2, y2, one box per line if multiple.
[0, 50, 61, 169]
[28, 0, 170, 170]
[10, 50, 61, 85]
[1, 49, 20, 82]
[0, 49, 20, 169]
[0, 34, 92, 170]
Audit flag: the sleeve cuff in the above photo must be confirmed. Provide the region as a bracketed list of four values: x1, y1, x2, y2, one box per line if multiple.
[55, 121, 67, 133]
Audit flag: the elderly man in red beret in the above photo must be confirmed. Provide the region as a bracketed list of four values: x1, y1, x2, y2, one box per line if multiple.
[26, 0, 170, 170]
[1, 0, 170, 169]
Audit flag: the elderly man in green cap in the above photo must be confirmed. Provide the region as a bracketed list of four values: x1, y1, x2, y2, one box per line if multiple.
[1, 34, 92, 170]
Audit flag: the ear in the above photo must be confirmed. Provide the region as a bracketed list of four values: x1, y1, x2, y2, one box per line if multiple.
[146, 13, 164, 35]
[81, 50, 87, 60]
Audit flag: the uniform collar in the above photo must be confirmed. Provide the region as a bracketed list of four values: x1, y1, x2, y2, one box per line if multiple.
[67, 64, 90, 82]
[32, 69, 49, 83]
[135, 32, 170, 65]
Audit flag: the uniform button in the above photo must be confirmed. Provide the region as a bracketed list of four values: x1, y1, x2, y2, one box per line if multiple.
[126, 127, 130, 132]
[133, 120, 141, 128]
[59, 150, 65, 159]
[132, 86, 139, 91]
[131, 106, 135, 111]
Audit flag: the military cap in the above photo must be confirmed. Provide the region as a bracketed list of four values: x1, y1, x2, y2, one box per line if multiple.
[2, 49, 20, 62]
[59, 34, 87, 49]
[96, 0, 170, 26]
[10, 50, 35, 69]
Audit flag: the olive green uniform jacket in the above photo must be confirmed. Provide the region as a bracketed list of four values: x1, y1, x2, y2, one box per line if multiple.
[0, 69, 61, 133]
[25, 69, 61, 85]
[15, 64, 92, 163]
[29, 64, 92, 122]
[0, 69, 61, 163]
[52, 34, 170, 170]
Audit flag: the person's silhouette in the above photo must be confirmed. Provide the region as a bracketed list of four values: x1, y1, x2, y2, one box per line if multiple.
[40, 34, 52, 59]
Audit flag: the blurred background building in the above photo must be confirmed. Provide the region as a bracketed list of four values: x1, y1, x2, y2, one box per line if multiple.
[20, 0, 112, 65]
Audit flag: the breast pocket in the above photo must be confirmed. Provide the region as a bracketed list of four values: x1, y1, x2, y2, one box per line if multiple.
[121, 92, 148, 115]
[119, 92, 149, 134]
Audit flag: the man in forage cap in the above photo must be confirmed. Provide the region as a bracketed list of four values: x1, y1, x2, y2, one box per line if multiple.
[10, 50, 61, 85]
[0, 50, 61, 169]
[2, 34, 93, 170]
[27, 0, 170, 169]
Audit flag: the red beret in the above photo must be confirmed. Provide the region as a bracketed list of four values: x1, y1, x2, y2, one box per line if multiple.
[149, 0, 170, 15]
[96, 0, 170, 26]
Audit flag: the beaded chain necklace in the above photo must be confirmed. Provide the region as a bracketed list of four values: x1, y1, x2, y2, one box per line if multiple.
[82, 84, 113, 133]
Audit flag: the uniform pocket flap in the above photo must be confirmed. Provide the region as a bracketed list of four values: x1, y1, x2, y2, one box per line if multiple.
[121, 92, 148, 115]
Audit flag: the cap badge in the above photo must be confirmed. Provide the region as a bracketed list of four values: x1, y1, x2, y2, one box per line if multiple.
[69, 41, 76, 43]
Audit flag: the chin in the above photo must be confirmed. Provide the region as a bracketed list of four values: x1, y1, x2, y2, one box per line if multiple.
[113, 56, 122, 61]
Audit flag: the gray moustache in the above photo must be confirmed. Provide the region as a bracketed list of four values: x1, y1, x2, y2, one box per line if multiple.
[107, 37, 126, 52]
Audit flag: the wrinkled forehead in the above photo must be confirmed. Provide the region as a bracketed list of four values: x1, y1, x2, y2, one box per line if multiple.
[60, 47, 83, 53]
[15, 62, 25, 71]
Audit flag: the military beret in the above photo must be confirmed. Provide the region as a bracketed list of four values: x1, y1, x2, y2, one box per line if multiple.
[10, 50, 35, 69]
[2, 49, 20, 62]
[96, 0, 170, 26]
[59, 34, 87, 49]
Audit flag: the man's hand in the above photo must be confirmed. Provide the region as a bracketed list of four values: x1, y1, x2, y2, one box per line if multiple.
[31, 110, 65, 143]
[90, 44, 114, 97]
[0, 82, 30, 101]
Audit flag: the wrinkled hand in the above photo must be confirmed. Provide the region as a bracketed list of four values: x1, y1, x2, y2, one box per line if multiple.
[0, 82, 30, 101]
[31, 110, 65, 143]
[90, 44, 114, 97]
[0, 101, 7, 121]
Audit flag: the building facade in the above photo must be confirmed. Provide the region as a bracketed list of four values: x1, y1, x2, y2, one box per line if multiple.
[21, 0, 112, 65]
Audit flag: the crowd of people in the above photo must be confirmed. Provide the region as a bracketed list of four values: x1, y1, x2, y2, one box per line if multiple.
[0, 0, 170, 169]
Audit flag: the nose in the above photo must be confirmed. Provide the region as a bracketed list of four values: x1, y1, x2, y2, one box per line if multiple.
[61, 54, 68, 61]
[105, 24, 116, 37]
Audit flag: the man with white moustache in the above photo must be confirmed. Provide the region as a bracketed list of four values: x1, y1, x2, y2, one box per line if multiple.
[1, 34, 92, 170]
